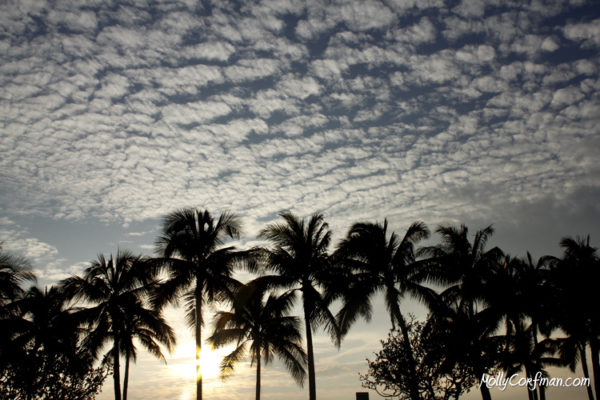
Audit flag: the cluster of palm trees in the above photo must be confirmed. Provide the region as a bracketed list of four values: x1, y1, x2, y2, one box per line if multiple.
[1, 208, 598, 400]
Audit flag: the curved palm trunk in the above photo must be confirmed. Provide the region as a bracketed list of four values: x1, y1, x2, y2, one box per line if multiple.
[590, 337, 600, 400]
[256, 351, 262, 400]
[579, 344, 595, 400]
[303, 299, 316, 400]
[113, 339, 122, 400]
[196, 284, 203, 400]
[123, 351, 130, 400]
[395, 312, 421, 400]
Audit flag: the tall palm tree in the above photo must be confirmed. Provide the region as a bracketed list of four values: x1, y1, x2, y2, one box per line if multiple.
[61, 250, 169, 400]
[489, 254, 557, 400]
[260, 212, 338, 400]
[208, 278, 307, 400]
[120, 296, 176, 400]
[421, 224, 504, 400]
[555, 334, 596, 400]
[551, 236, 600, 399]
[334, 220, 430, 400]
[154, 208, 243, 400]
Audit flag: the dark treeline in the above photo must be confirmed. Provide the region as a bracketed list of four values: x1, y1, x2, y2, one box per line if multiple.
[0, 208, 598, 400]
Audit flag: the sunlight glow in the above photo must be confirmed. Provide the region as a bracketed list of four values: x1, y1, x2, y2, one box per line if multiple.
[169, 341, 235, 384]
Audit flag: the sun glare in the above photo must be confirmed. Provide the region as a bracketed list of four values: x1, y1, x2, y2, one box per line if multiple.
[169, 341, 235, 383]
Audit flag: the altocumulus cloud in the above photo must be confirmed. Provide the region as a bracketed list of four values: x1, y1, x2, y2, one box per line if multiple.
[1, 1, 600, 400]
[1, 0, 599, 249]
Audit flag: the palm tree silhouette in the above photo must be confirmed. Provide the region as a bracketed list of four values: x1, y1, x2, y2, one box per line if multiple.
[154, 208, 243, 400]
[551, 236, 600, 399]
[208, 278, 306, 400]
[259, 212, 338, 400]
[489, 254, 557, 400]
[421, 224, 504, 400]
[334, 220, 430, 400]
[120, 296, 176, 400]
[0, 247, 36, 368]
[427, 300, 501, 400]
[0, 246, 36, 315]
[61, 250, 168, 400]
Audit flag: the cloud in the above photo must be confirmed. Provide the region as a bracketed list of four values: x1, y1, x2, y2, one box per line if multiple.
[0, 0, 598, 257]
[562, 19, 600, 47]
[0, 218, 76, 283]
[4, 5, 599, 400]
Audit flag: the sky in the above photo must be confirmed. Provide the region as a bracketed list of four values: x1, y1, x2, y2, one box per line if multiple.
[1, 0, 599, 399]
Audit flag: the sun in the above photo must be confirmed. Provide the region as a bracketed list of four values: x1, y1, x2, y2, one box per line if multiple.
[168, 340, 235, 382]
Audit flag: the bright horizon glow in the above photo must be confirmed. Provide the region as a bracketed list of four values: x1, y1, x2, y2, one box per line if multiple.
[168, 340, 237, 384]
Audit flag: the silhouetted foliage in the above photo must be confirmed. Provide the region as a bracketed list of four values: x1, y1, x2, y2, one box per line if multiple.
[1, 286, 108, 400]
[61, 251, 172, 400]
[154, 208, 244, 400]
[335, 220, 431, 400]
[2, 214, 599, 400]
[260, 212, 338, 400]
[0, 346, 108, 400]
[209, 278, 306, 400]
[361, 316, 475, 400]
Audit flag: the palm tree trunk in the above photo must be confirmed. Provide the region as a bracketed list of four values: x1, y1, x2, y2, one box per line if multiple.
[303, 299, 316, 400]
[196, 284, 203, 400]
[113, 340, 122, 400]
[475, 366, 492, 400]
[395, 312, 422, 400]
[123, 351, 130, 400]
[531, 324, 545, 400]
[256, 351, 261, 400]
[525, 370, 533, 400]
[525, 368, 537, 400]
[580, 344, 595, 400]
[480, 381, 492, 400]
[538, 383, 546, 400]
[590, 337, 600, 400]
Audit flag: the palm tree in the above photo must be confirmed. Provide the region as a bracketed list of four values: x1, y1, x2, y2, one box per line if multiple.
[259, 212, 338, 400]
[334, 220, 430, 400]
[120, 296, 176, 400]
[208, 278, 307, 400]
[555, 334, 596, 400]
[550, 236, 600, 399]
[426, 299, 501, 400]
[421, 224, 504, 400]
[0, 246, 36, 315]
[61, 250, 170, 400]
[154, 208, 243, 400]
[489, 254, 557, 400]
[0, 247, 36, 368]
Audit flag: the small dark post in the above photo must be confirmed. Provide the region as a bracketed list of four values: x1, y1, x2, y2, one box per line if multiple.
[356, 392, 369, 400]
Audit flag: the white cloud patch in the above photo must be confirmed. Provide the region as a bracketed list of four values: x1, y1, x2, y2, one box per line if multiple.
[562, 19, 600, 47]
[185, 41, 236, 62]
[403, 16, 437, 44]
[0, 218, 70, 283]
[0, 0, 598, 276]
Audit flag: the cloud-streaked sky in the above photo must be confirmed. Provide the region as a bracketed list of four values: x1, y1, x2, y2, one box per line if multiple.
[1, 0, 599, 399]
